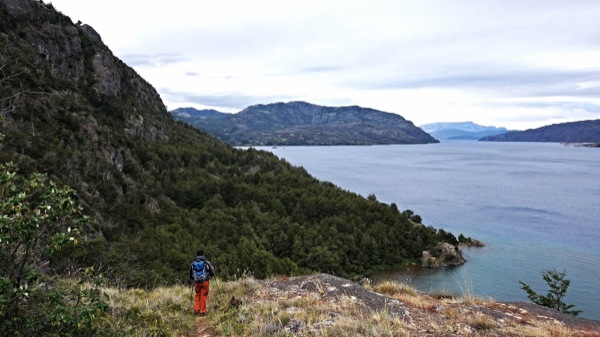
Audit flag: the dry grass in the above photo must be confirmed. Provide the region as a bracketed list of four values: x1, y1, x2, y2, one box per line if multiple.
[505, 321, 574, 337]
[96, 275, 594, 336]
[205, 277, 415, 336]
[368, 280, 591, 337]
[100, 284, 196, 336]
[373, 280, 418, 297]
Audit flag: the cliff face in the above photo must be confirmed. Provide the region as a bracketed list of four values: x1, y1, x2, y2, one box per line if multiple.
[0, 0, 170, 141]
[173, 102, 439, 146]
[0, 0, 179, 223]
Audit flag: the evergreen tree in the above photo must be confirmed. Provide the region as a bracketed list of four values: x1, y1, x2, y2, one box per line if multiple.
[519, 269, 581, 316]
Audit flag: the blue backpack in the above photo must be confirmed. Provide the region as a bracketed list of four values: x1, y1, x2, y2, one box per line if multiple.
[192, 259, 208, 283]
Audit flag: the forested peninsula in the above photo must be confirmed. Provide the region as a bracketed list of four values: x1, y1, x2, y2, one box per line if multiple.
[172, 102, 438, 146]
[0, 0, 463, 288]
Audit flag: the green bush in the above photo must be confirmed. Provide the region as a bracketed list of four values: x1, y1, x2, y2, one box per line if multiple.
[0, 162, 111, 335]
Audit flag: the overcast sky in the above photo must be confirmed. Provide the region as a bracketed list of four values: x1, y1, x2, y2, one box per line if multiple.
[50, 0, 600, 130]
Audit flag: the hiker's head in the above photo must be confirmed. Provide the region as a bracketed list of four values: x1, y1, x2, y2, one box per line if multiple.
[197, 250, 204, 256]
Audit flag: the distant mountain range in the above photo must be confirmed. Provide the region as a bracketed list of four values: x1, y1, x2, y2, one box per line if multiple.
[420, 122, 509, 140]
[480, 119, 600, 143]
[171, 107, 227, 119]
[172, 102, 438, 145]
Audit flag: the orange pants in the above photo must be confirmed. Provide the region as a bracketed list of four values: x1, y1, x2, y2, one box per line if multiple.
[194, 281, 210, 314]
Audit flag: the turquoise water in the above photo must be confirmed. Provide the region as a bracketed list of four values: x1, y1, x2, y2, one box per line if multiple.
[262, 142, 600, 320]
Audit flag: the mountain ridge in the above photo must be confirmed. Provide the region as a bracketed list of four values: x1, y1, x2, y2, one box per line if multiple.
[421, 121, 509, 140]
[172, 102, 439, 145]
[172, 107, 228, 119]
[480, 119, 600, 142]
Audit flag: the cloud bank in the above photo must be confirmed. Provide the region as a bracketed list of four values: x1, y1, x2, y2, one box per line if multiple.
[52, 0, 600, 129]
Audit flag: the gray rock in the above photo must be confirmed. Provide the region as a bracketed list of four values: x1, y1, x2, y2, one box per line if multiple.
[421, 242, 466, 267]
[92, 52, 121, 96]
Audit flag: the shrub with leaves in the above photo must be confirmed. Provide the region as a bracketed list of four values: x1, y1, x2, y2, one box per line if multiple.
[0, 162, 110, 336]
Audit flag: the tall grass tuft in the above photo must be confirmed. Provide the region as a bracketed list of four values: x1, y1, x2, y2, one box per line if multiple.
[99, 284, 195, 336]
[372, 281, 418, 297]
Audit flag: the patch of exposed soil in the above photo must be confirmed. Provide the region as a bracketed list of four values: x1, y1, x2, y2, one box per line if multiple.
[193, 317, 217, 337]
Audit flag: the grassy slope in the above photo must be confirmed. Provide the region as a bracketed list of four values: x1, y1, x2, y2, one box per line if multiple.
[97, 274, 599, 337]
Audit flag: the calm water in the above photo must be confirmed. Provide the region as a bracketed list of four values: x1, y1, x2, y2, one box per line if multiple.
[262, 142, 600, 320]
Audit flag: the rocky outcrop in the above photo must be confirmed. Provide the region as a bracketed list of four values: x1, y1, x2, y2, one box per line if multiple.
[458, 234, 485, 247]
[265, 274, 410, 316]
[125, 114, 168, 141]
[80, 24, 102, 42]
[256, 274, 600, 335]
[92, 52, 121, 95]
[421, 242, 466, 267]
[459, 238, 485, 247]
[1, 0, 171, 139]
[2, 0, 32, 16]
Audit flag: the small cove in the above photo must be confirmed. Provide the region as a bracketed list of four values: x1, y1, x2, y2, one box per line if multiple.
[262, 142, 600, 320]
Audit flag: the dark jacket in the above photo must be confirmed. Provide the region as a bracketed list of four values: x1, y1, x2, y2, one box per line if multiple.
[189, 255, 215, 282]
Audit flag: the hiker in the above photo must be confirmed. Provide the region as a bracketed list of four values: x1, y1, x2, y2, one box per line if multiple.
[189, 250, 216, 316]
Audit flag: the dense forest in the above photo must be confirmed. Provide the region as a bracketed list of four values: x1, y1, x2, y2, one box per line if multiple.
[0, 0, 462, 288]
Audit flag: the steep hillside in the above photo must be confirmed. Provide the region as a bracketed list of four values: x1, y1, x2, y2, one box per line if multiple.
[480, 119, 600, 142]
[0, 0, 460, 286]
[421, 122, 509, 140]
[172, 102, 439, 145]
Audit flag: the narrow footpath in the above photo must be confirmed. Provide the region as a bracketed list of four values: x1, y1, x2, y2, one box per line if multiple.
[193, 317, 216, 337]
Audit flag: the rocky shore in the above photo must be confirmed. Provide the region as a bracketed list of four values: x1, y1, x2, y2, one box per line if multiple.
[197, 273, 600, 336]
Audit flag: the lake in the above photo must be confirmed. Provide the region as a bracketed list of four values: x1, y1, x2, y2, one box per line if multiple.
[261, 142, 600, 320]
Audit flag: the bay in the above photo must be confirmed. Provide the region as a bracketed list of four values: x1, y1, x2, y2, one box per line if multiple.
[260, 142, 600, 320]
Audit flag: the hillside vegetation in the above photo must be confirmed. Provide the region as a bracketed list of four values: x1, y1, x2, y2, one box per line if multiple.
[172, 102, 439, 146]
[0, 0, 461, 289]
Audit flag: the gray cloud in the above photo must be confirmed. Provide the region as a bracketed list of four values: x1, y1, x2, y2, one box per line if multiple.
[349, 67, 600, 99]
[52, 0, 600, 129]
[161, 89, 291, 111]
[121, 53, 188, 67]
[298, 66, 346, 74]
[488, 101, 600, 114]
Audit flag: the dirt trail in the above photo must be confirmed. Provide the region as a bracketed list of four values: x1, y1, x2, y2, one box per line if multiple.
[193, 317, 216, 337]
